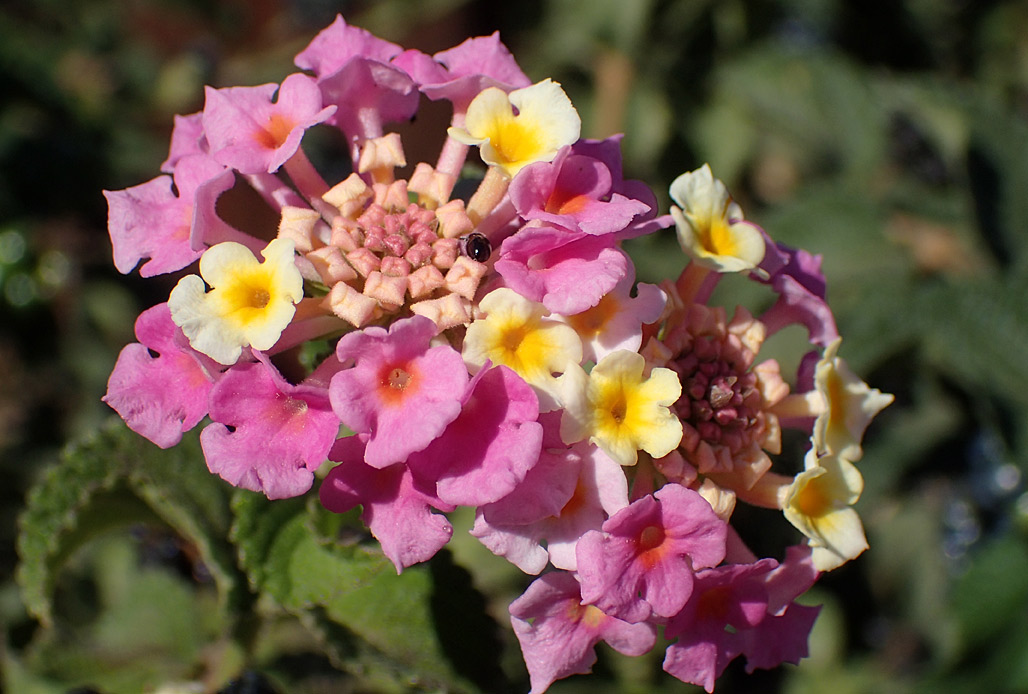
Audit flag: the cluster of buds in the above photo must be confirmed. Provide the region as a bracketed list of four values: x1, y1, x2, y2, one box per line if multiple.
[103, 15, 892, 692]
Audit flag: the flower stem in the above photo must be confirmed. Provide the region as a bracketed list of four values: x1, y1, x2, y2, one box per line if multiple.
[467, 167, 511, 227]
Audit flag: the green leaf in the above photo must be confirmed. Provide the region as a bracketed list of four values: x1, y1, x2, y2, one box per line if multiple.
[16, 418, 243, 627]
[950, 536, 1028, 651]
[231, 492, 486, 692]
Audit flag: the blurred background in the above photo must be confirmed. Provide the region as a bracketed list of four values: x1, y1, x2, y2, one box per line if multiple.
[3, 0, 1028, 692]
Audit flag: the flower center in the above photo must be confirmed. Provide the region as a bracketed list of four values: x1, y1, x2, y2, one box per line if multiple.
[387, 367, 412, 391]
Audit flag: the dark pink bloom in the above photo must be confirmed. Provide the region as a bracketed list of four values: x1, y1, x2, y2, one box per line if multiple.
[510, 150, 650, 236]
[757, 243, 839, 348]
[103, 303, 216, 448]
[320, 435, 454, 573]
[576, 483, 727, 623]
[570, 136, 658, 220]
[199, 354, 339, 499]
[329, 315, 468, 468]
[202, 73, 335, 174]
[662, 559, 777, 692]
[495, 225, 629, 315]
[510, 571, 656, 694]
[406, 365, 542, 507]
[662, 546, 820, 691]
[393, 32, 531, 113]
[104, 154, 231, 276]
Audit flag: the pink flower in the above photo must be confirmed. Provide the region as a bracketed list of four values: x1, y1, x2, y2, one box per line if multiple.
[202, 73, 335, 174]
[104, 154, 232, 276]
[406, 365, 543, 507]
[199, 354, 339, 499]
[576, 483, 727, 623]
[472, 416, 629, 572]
[757, 243, 839, 348]
[294, 14, 404, 79]
[295, 15, 416, 149]
[662, 547, 821, 690]
[103, 303, 216, 448]
[393, 32, 531, 114]
[160, 112, 206, 172]
[510, 571, 656, 694]
[320, 435, 454, 573]
[509, 149, 650, 236]
[662, 559, 777, 692]
[495, 225, 630, 315]
[329, 315, 468, 468]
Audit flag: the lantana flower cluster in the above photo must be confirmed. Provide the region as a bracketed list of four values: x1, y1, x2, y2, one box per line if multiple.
[103, 15, 892, 692]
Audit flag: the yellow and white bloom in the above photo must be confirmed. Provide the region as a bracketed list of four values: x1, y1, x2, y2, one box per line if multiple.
[813, 338, 895, 461]
[448, 79, 581, 178]
[462, 287, 583, 410]
[168, 238, 303, 365]
[783, 449, 868, 571]
[669, 164, 764, 273]
[559, 350, 683, 467]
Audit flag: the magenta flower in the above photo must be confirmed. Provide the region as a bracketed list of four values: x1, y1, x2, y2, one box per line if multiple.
[509, 149, 650, 236]
[757, 242, 839, 348]
[663, 547, 821, 689]
[393, 32, 531, 114]
[495, 225, 630, 315]
[405, 365, 543, 507]
[198, 354, 339, 499]
[576, 483, 727, 622]
[661, 559, 778, 692]
[510, 571, 656, 694]
[202, 73, 335, 175]
[104, 154, 232, 277]
[320, 435, 454, 573]
[329, 315, 468, 468]
[103, 303, 216, 448]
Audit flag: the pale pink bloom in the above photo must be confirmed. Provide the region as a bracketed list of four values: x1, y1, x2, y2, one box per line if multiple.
[202, 73, 335, 174]
[329, 315, 468, 468]
[576, 483, 727, 623]
[510, 571, 656, 694]
[472, 417, 628, 572]
[562, 267, 666, 363]
[103, 303, 216, 448]
[199, 354, 339, 499]
[294, 14, 403, 79]
[320, 436, 454, 573]
[104, 154, 233, 276]
[160, 112, 206, 172]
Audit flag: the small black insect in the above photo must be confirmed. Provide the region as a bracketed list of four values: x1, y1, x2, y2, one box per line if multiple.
[458, 232, 492, 263]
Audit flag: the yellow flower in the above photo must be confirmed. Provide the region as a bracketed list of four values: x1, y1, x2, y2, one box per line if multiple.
[783, 449, 868, 571]
[168, 238, 303, 365]
[559, 350, 683, 466]
[462, 288, 582, 410]
[813, 338, 895, 461]
[448, 79, 581, 178]
[669, 164, 764, 273]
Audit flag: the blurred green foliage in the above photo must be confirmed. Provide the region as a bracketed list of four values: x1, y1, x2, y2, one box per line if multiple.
[3, 0, 1028, 692]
